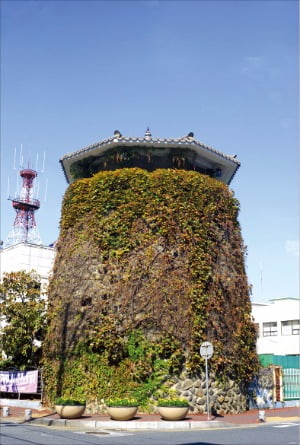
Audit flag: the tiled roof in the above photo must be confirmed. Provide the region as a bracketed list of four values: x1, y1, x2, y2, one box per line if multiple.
[61, 132, 240, 166]
[60, 130, 240, 185]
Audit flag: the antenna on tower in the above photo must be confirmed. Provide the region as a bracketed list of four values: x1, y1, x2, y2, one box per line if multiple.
[35, 153, 39, 171]
[19, 144, 23, 168]
[44, 178, 48, 202]
[5, 167, 42, 247]
[13, 147, 17, 170]
[41, 152, 46, 173]
[5, 144, 47, 247]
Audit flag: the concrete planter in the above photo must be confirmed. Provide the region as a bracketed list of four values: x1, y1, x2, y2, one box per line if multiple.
[55, 404, 86, 419]
[106, 406, 138, 420]
[157, 406, 189, 421]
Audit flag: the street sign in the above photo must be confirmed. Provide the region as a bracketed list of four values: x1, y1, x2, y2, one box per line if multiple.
[200, 341, 214, 359]
[200, 341, 214, 420]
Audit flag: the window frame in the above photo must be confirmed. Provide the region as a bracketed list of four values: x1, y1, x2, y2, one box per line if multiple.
[281, 319, 300, 336]
[262, 321, 278, 337]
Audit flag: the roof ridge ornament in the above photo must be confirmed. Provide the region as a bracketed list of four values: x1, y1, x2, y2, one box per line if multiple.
[181, 131, 194, 140]
[60, 130, 241, 185]
[113, 130, 122, 140]
[145, 127, 152, 140]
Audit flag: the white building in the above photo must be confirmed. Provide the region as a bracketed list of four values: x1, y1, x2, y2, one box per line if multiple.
[252, 298, 300, 356]
[0, 242, 56, 290]
[252, 298, 300, 403]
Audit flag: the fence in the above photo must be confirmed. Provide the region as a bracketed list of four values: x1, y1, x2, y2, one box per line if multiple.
[259, 354, 300, 401]
[283, 368, 300, 400]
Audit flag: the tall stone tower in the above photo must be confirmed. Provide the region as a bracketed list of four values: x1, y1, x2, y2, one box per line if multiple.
[44, 129, 258, 414]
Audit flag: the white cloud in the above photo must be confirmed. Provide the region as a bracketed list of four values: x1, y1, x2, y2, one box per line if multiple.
[285, 240, 299, 257]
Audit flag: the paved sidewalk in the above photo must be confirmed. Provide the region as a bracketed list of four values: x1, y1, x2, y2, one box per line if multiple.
[1, 404, 299, 431]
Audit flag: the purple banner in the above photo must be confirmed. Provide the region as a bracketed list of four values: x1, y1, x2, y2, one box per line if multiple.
[0, 370, 38, 393]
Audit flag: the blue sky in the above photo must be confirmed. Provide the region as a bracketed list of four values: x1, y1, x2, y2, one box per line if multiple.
[1, 0, 298, 302]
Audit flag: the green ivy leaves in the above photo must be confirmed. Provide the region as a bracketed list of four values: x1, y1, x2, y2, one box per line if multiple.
[44, 168, 258, 407]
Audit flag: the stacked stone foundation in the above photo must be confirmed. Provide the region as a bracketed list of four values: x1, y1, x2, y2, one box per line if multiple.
[171, 372, 247, 415]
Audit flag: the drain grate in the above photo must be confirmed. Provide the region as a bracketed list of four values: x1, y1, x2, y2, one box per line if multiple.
[85, 431, 110, 435]
[76, 429, 131, 437]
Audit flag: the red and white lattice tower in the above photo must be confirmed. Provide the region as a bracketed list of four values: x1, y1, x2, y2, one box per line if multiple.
[6, 168, 42, 246]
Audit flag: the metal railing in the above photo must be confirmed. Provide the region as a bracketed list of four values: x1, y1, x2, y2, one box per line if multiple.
[283, 368, 300, 400]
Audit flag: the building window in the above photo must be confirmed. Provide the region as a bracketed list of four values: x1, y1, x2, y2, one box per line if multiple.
[263, 322, 278, 337]
[281, 320, 300, 336]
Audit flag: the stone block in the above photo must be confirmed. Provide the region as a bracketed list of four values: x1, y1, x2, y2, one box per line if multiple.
[182, 379, 194, 390]
[195, 389, 204, 397]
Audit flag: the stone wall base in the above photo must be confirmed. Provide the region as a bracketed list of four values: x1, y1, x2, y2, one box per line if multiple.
[171, 371, 247, 415]
[85, 372, 248, 415]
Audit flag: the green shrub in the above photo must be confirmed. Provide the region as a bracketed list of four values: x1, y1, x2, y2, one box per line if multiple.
[106, 398, 138, 407]
[54, 398, 86, 406]
[157, 398, 189, 407]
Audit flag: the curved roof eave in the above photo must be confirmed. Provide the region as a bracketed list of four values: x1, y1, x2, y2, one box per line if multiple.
[60, 134, 240, 185]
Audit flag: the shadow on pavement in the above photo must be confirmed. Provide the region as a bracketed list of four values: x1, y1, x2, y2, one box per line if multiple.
[177, 443, 222, 445]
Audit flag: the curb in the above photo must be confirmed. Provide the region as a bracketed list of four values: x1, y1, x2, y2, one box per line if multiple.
[2, 412, 299, 431]
[2, 416, 299, 431]
[29, 417, 236, 430]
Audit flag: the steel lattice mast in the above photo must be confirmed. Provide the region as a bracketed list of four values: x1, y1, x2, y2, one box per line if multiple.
[6, 168, 42, 246]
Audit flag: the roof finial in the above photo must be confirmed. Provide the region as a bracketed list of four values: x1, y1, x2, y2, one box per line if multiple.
[113, 130, 122, 139]
[144, 127, 152, 140]
[185, 132, 194, 139]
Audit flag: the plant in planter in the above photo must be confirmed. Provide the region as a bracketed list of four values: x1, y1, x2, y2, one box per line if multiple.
[105, 398, 139, 421]
[54, 398, 86, 419]
[157, 398, 190, 421]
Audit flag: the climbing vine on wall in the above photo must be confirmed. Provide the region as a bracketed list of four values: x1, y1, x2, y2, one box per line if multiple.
[43, 168, 258, 406]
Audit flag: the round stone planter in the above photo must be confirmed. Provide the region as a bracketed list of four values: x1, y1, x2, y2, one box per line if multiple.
[55, 404, 86, 419]
[106, 406, 138, 421]
[157, 406, 189, 421]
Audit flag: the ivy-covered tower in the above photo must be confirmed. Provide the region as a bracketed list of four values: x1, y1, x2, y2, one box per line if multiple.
[43, 129, 258, 414]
